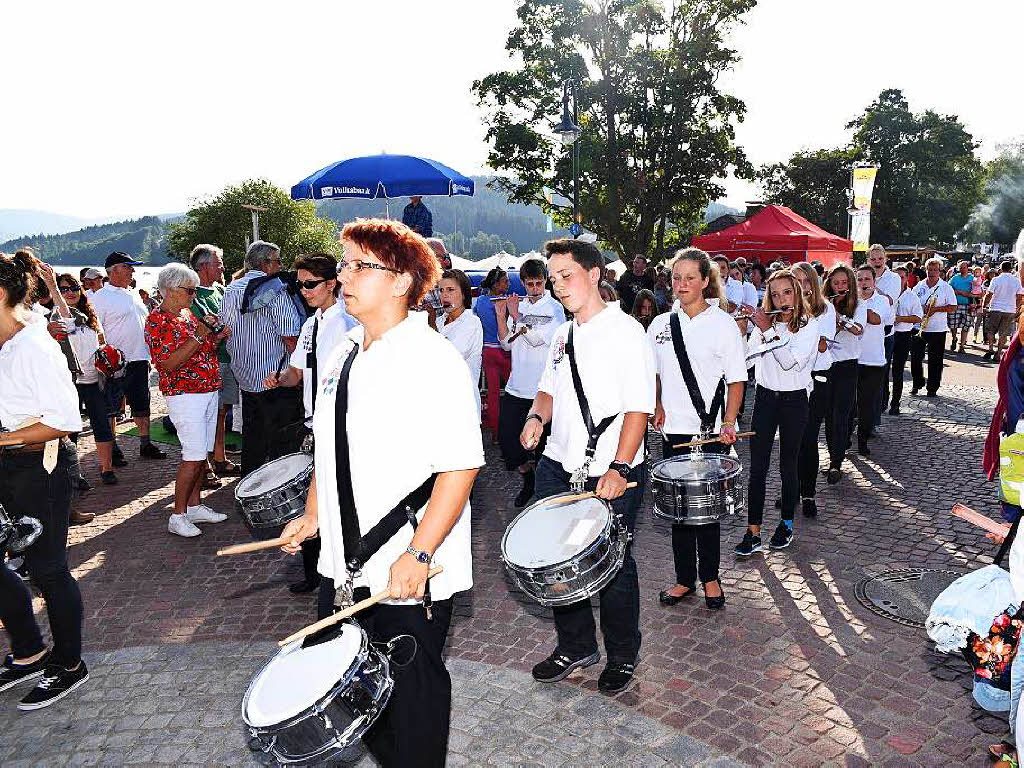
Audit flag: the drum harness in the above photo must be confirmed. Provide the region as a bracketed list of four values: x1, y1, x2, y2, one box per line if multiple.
[669, 313, 725, 452]
[566, 325, 617, 493]
[332, 343, 439, 620]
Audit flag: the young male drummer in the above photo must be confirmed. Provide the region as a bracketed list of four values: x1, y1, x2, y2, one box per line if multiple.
[520, 238, 655, 694]
[281, 219, 483, 767]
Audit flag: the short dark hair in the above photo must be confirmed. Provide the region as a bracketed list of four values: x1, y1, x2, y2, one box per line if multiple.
[713, 254, 729, 266]
[1002, 260, 1013, 272]
[544, 238, 603, 271]
[519, 258, 547, 282]
[295, 252, 340, 296]
[441, 268, 472, 309]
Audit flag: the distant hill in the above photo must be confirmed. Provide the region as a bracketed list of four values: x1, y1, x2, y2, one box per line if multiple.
[0, 209, 117, 242]
[0, 217, 172, 266]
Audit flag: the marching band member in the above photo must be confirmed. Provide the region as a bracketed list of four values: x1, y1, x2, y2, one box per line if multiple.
[521, 238, 655, 694]
[888, 265, 924, 415]
[0, 251, 89, 710]
[435, 269, 484, 417]
[793, 262, 836, 518]
[855, 265, 894, 456]
[868, 244, 900, 420]
[910, 257, 957, 397]
[822, 264, 865, 484]
[649, 248, 745, 610]
[495, 258, 565, 507]
[734, 270, 818, 556]
[281, 219, 483, 767]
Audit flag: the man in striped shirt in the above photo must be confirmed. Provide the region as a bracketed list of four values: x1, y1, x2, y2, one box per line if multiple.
[219, 241, 304, 477]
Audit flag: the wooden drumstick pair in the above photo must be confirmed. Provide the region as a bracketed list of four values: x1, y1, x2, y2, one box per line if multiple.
[672, 431, 755, 449]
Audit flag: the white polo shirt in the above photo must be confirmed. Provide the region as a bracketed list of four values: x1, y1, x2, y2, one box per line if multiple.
[538, 304, 655, 475]
[874, 268, 901, 335]
[647, 304, 747, 435]
[0, 322, 82, 433]
[500, 292, 565, 400]
[913, 279, 957, 334]
[857, 291, 892, 367]
[89, 284, 150, 362]
[725, 278, 748, 312]
[811, 301, 837, 372]
[436, 310, 484, 415]
[290, 302, 358, 423]
[311, 316, 484, 603]
[894, 288, 924, 333]
[750, 318, 818, 392]
[831, 300, 869, 363]
[988, 272, 1024, 313]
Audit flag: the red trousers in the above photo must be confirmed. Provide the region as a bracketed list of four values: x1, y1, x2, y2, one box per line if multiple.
[482, 346, 511, 436]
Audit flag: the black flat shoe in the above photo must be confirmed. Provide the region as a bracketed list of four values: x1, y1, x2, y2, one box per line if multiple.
[703, 581, 725, 610]
[659, 586, 696, 605]
[598, 660, 636, 694]
[288, 578, 321, 594]
[826, 467, 841, 485]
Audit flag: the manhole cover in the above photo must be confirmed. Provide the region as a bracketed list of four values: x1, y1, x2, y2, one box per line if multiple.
[854, 568, 965, 628]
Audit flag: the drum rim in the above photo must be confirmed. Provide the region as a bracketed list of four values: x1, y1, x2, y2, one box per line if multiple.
[650, 454, 742, 481]
[511, 529, 629, 607]
[235, 452, 314, 500]
[500, 493, 613, 572]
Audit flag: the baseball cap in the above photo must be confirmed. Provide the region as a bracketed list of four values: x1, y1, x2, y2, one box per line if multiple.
[82, 268, 103, 280]
[104, 251, 143, 269]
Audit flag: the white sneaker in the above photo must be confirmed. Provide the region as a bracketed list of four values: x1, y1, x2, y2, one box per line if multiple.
[168, 514, 202, 537]
[185, 505, 228, 524]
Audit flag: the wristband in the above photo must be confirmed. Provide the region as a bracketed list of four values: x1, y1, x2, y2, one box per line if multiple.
[721, 420, 736, 428]
[527, 413, 544, 426]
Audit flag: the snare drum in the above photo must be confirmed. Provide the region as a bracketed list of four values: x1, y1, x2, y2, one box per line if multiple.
[501, 493, 628, 607]
[235, 453, 314, 529]
[649, 454, 744, 525]
[244, 623, 393, 765]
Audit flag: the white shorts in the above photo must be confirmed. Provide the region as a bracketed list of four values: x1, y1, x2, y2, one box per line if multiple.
[166, 391, 219, 461]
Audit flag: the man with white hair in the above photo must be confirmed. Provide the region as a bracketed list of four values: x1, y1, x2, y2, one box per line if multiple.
[90, 251, 166, 463]
[910, 257, 957, 396]
[219, 241, 304, 477]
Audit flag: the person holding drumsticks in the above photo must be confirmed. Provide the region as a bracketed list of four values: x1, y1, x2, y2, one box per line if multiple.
[520, 238, 655, 694]
[648, 248, 746, 610]
[280, 219, 483, 768]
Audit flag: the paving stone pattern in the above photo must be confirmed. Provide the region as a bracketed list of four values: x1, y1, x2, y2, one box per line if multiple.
[0, 366, 1010, 765]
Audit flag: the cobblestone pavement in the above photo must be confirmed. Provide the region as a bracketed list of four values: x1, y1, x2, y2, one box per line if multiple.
[0, 357, 1010, 765]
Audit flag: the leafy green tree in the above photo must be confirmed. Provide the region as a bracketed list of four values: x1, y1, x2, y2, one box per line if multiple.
[168, 179, 339, 273]
[758, 148, 858, 237]
[472, 0, 754, 261]
[963, 140, 1024, 244]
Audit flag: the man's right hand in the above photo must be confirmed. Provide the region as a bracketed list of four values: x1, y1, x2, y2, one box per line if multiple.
[651, 403, 666, 430]
[280, 513, 318, 554]
[263, 373, 280, 389]
[521, 418, 544, 450]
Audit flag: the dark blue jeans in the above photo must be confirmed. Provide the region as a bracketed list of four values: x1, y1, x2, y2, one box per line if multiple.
[534, 456, 643, 664]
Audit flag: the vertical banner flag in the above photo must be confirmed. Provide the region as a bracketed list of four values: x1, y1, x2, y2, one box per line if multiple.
[851, 165, 878, 251]
[542, 187, 554, 232]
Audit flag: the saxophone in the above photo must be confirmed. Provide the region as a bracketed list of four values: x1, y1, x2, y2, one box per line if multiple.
[920, 289, 938, 332]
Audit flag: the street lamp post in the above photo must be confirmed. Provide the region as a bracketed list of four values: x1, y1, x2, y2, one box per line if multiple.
[553, 79, 583, 238]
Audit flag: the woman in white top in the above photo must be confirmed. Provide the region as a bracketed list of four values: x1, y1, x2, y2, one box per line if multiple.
[854, 265, 893, 457]
[888, 265, 924, 414]
[0, 250, 90, 710]
[792, 263, 836, 518]
[734, 270, 818, 556]
[281, 219, 483, 767]
[436, 269, 483, 417]
[649, 248, 746, 610]
[822, 264, 865, 484]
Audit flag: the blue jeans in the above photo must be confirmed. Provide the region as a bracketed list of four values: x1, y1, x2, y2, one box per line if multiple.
[534, 456, 643, 664]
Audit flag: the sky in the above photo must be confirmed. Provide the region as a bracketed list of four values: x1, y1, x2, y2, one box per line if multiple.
[3, 0, 1022, 219]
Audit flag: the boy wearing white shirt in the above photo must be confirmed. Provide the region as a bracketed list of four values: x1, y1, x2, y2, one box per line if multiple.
[910, 257, 957, 396]
[888, 265, 924, 415]
[520, 239, 655, 695]
[854, 266, 893, 456]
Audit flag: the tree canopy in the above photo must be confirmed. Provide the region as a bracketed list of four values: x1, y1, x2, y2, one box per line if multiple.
[473, 0, 755, 260]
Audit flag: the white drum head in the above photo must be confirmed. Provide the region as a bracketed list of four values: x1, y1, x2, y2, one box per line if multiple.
[503, 496, 609, 568]
[653, 455, 741, 482]
[245, 623, 362, 727]
[236, 453, 312, 498]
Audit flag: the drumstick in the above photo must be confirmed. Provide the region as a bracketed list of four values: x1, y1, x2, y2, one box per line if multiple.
[672, 431, 755, 449]
[951, 503, 1011, 536]
[278, 566, 445, 647]
[216, 536, 290, 556]
[556, 482, 638, 504]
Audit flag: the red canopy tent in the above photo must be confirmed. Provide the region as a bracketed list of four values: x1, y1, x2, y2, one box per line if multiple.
[692, 205, 853, 268]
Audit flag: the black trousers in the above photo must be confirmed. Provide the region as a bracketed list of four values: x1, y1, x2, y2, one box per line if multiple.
[747, 386, 809, 526]
[0, 444, 84, 668]
[240, 387, 304, 478]
[876, 333, 895, 424]
[856, 364, 886, 449]
[497, 393, 548, 471]
[798, 371, 833, 498]
[663, 435, 722, 587]
[535, 456, 642, 664]
[890, 331, 914, 409]
[825, 360, 858, 469]
[910, 331, 946, 395]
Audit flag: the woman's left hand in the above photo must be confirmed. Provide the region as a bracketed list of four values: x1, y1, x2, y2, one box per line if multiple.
[38, 262, 58, 290]
[719, 423, 738, 445]
[387, 552, 431, 599]
[751, 307, 772, 332]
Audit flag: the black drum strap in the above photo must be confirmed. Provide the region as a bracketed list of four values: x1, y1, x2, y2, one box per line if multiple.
[307, 315, 320, 416]
[566, 325, 617, 463]
[669, 312, 724, 433]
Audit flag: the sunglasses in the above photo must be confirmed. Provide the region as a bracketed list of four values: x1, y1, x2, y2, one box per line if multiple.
[59, 286, 80, 293]
[178, 286, 198, 296]
[297, 278, 329, 290]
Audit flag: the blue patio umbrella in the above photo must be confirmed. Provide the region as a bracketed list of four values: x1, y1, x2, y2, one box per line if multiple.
[290, 154, 475, 202]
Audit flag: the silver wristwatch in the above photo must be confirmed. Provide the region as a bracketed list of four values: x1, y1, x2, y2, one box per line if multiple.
[405, 545, 431, 564]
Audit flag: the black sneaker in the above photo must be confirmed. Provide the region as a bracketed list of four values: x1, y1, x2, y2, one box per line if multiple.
[140, 442, 167, 460]
[0, 651, 51, 693]
[101, 471, 118, 486]
[598, 661, 636, 694]
[734, 531, 762, 557]
[769, 522, 794, 550]
[531, 650, 600, 683]
[888, 405, 900, 416]
[802, 498, 818, 518]
[514, 471, 535, 509]
[75, 475, 91, 492]
[112, 446, 128, 468]
[17, 661, 88, 710]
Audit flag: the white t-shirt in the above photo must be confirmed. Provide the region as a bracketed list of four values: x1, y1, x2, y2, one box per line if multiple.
[67, 322, 102, 385]
[874, 268, 901, 335]
[0, 322, 82, 433]
[725, 278, 749, 312]
[290, 302, 357, 423]
[538, 304, 655, 475]
[811, 301, 837, 372]
[436, 310, 484, 416]
[647, 305, 747, 435]
[831, 299, 869, 363]
[750, 318, 818, 392]
[913, 279, 958, 334]
[89, 284, 151, 362]
[311, 316, 484, 603]
[988, 272, 1024, 313]
[893, 288, 925, 333]
[500, 292, 565, 400]
[857, 292, 892, 367]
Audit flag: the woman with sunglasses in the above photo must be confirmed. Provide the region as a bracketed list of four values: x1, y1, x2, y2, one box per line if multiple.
[144, 263, 231, 538]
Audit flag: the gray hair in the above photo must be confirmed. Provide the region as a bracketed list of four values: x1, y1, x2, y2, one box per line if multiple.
[189, 243, 223, 270]
[157, 263, 200, 294]
[245, 240, 281, 271]
[924, 256, 944, 271]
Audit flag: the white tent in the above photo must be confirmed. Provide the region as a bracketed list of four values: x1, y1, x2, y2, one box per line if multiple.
[605, 259, 627, 278]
